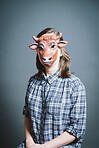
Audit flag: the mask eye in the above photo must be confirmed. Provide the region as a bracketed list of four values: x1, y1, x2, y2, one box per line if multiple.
[50, 42, 56, 49]
[38, 46, 43, 50]
[38, 44, 44, 50]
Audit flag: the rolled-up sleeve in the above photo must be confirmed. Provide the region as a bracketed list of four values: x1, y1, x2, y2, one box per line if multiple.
[23, 79, 31, 118]
[65, 82, 86, 142]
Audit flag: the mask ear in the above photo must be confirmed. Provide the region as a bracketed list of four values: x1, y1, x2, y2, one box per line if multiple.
[29, 43, 38, 50]
[58, 41, 68, 48]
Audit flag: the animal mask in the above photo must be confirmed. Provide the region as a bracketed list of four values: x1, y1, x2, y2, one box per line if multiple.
[29, 33, 68, 67]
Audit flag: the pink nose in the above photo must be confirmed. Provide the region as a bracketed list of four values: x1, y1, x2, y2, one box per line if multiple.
[42, 56, 52, 62]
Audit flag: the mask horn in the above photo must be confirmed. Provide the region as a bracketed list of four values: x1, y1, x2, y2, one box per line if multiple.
[56, 32, 62, 40]
[32, 36, 40, 42]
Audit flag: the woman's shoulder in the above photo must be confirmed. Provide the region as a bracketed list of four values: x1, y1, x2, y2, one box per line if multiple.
[29, 73, 40, 81]
[66, 74, 85, 89]
[27, 73, 41, 87]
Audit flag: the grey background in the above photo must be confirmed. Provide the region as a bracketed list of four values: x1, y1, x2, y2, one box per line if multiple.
[0, 0, 99, 147]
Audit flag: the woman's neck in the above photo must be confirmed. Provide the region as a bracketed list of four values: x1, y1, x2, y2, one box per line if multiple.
[45, 63, 59, 77]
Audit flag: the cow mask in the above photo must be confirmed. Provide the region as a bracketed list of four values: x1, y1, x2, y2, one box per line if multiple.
[29, 33, 68, 67]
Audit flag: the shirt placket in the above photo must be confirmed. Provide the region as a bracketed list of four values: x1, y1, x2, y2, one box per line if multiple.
[39, 80, 49, 143]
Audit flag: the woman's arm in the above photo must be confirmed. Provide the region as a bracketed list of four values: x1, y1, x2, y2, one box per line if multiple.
[24, 117, 35, 147]
[44, 131, 76, 148]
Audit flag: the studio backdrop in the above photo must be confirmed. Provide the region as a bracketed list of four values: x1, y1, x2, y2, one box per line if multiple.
[0, 0, 99, 147]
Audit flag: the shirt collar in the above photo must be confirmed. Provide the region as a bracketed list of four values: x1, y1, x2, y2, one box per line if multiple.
[41, 69, 60, 84]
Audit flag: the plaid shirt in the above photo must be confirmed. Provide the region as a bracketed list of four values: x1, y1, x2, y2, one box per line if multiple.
[17, 70, 86, 148]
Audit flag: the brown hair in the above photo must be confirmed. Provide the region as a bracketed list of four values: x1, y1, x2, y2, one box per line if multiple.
[36, 28, 71, 78]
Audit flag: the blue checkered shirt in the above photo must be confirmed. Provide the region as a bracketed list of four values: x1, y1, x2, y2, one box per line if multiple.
[17, 70, 86, 148]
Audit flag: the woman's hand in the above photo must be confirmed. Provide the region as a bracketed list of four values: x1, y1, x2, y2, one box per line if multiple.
[27, 143, 46, 148]
[26, 138, 35, 148]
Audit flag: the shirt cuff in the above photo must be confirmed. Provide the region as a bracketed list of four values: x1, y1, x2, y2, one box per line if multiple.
[65, 125, 83, 142]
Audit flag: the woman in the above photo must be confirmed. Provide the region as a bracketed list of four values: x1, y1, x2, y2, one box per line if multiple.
[17, 28, 86, 148]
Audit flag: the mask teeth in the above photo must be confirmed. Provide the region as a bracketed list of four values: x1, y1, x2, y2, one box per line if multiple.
[43, 60, 53, 63]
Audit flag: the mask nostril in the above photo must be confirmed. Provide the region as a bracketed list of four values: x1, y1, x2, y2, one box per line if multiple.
[42, 57, 46, 61]
[49, 57, 52, 60]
